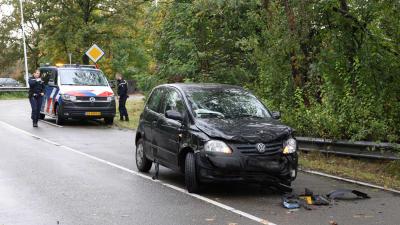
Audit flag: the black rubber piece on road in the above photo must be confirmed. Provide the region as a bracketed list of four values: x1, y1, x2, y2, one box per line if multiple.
[275, 183, 293, 194]
[185, 152, 200, 193]
[55, 105, 65, 125]
[104, 117, 114, 125]
[136, 139, 152, 172]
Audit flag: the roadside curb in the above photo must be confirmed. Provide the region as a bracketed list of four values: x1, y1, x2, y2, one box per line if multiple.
[300, 168, 400, 195]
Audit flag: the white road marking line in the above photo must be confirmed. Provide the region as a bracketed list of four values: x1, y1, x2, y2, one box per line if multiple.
[39, 119, 63, 128]
[0, 120, 276, 225]
[300, 169, 400, 195]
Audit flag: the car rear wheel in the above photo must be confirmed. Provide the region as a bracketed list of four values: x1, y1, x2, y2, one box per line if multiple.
[55, 105, 65, 125]
[185, 152, 200, 193]
[136, 139, 152, 172]
[104, 117, 114, 125]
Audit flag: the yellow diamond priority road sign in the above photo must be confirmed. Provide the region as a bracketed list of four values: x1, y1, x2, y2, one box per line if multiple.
[85, 44, 105, 63]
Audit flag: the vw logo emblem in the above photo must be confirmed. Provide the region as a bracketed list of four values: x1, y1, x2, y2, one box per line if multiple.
[256, 143, 266, 153]
[89, 97, 96, 103]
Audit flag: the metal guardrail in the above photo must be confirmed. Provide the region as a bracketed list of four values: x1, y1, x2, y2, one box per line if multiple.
[297, 137, 400, 160]
[0, 87, 29, 92]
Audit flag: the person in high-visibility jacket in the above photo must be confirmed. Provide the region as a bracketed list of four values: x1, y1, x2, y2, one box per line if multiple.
[28, 69, 45, 127]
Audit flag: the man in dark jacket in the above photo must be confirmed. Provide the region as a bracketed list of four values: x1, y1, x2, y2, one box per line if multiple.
[116, 73, 129, 121]
[28, 69, 45, 127]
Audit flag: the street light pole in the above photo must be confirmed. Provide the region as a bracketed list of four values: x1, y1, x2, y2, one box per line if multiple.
[19, 0, 29, 87]
[68, 53, 72, 64]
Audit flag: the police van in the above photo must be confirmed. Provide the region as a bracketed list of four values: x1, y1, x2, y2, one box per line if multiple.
[39, 64, 116, 125]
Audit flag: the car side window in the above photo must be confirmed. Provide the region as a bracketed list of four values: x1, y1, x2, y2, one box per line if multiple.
[147, 88, 164, 113]
[163, 89, 186, 115]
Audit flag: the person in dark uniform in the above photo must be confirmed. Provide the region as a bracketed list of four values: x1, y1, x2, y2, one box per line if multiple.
[28, 69, 45, 127]
[116, 73, 129, 121]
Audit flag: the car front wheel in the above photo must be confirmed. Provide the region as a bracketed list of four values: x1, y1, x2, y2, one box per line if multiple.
[136, 139, 152, 172]
[185, 152, 200, 193]
[55, 105, 65, 125]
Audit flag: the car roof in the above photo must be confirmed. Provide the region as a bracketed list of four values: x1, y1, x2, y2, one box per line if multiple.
[40, 65, 100, 72]
[158, 83, 245, 92]
[0, 78, 18, 82]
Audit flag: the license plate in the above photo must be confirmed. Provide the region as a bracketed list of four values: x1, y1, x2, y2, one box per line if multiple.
[85, 112, 101, 116]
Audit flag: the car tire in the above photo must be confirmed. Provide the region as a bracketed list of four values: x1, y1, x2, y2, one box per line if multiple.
[55, 105, 65, 125]
[185, 152, 200, 193]
[281, 180, 292, 187]
[39, 113, 45, 120]
[136, 139, 152, 172]
[104, 117, 114, 125]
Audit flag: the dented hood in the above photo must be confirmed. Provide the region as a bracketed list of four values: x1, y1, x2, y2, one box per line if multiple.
[195, 118, 292, 143]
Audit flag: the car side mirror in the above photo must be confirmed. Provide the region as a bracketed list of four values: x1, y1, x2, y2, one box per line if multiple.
[271, 111, 281, 119]
[109, 80, 116, 88]
[165, 110, 183, 121]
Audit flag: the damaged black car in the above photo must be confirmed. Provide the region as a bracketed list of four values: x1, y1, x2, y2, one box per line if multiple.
[135, 83, 298, 193]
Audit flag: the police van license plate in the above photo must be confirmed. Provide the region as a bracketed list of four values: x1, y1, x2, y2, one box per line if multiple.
[85, 112, 101, 116]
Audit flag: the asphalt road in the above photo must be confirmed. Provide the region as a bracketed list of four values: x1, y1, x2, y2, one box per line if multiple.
[1, 99, 399, 225]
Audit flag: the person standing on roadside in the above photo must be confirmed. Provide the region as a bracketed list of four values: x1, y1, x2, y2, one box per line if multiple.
[116, 73, 129, 121]
[28, 69, 45, 127]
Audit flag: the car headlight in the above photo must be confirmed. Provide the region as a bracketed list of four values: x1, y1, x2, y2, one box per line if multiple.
[107, 95, 115, 101]
[283, 138, 297, 154]
[61, 94, 76, 101]
[204, 140, 232, 154]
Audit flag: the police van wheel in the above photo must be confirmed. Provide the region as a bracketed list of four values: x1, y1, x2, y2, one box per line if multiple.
[55, 105, 65, 125]
[104, 117, 114, 125]
[39, 113, 45, 120]
[185, 152, 200, 193]
[136, 139, 152, 172]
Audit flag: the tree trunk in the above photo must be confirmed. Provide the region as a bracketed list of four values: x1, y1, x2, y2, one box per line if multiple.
[282, 0, 302, 89]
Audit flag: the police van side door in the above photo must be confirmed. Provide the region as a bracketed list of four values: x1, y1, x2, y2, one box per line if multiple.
[41, 68, 58, 116]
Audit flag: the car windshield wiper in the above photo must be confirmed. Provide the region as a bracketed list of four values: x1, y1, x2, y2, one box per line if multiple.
[237, 114, 264, 119]
[197, 112, 225, 118]
[195, 109, 225, 119]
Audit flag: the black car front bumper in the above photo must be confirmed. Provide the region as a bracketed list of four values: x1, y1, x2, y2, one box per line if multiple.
[196, 149, 298, 184]
[60, 100, 116, 118]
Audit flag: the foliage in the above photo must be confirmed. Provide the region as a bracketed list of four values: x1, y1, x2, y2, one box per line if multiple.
[0, 0, 152, 80]
[144, 0, 400, 142]
[1, 0, 399, 142]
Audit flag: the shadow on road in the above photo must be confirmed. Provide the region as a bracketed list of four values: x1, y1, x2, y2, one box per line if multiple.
[43, 118, 111, 127]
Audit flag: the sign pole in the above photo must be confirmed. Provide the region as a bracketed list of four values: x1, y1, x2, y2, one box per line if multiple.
[19, 0, 29, 87]
[68, 53, 72, 64]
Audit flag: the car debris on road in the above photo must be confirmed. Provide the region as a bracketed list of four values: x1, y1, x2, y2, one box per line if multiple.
[282, 188, 369, 210]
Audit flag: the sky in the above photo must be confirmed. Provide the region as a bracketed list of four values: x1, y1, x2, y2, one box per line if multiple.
[0, 4, 14, 20]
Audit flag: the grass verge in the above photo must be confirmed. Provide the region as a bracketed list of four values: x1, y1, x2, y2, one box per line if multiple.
[113, 96, 144, 130]
[0, 92, 28, 100]
[300, 152, 400, 190]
